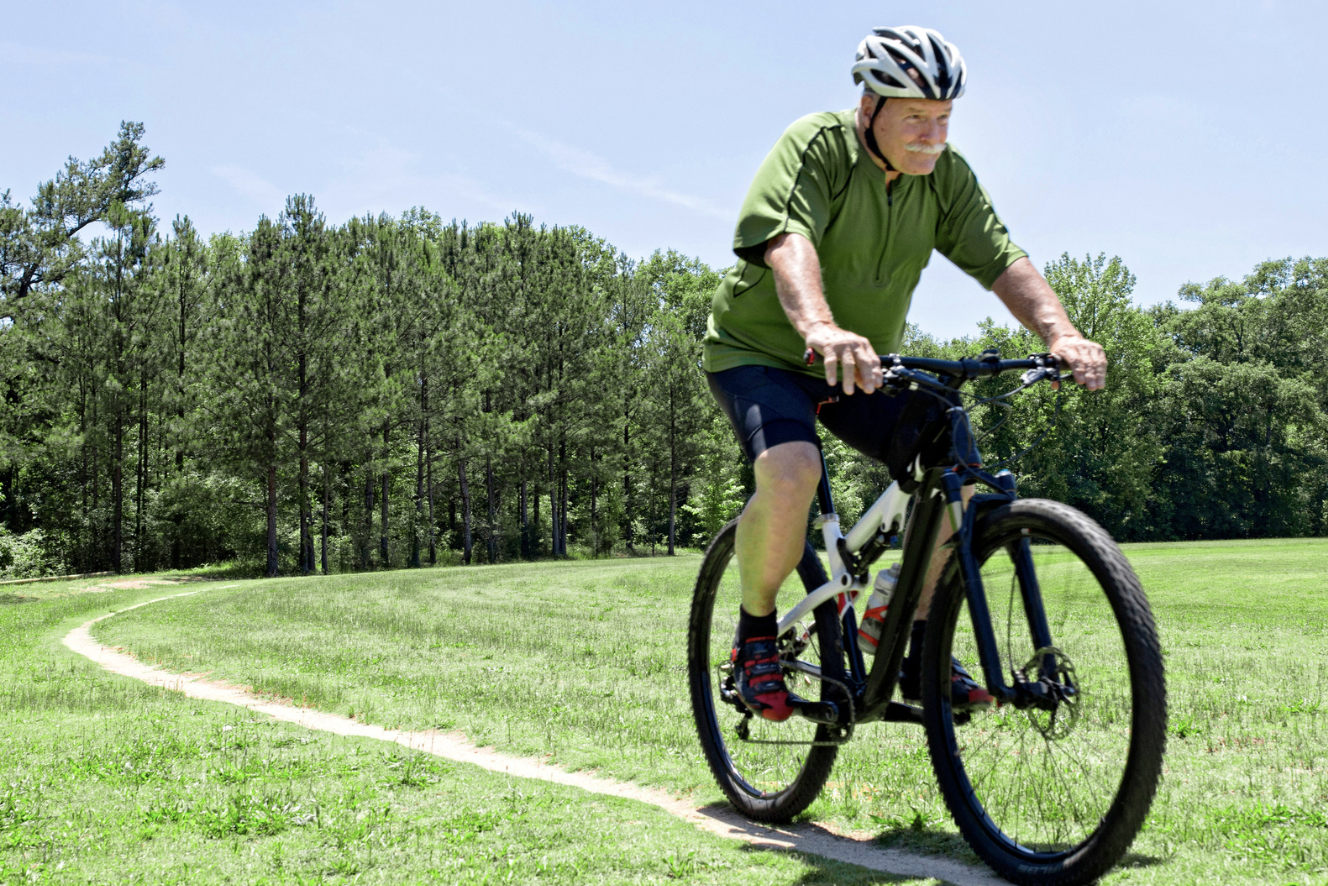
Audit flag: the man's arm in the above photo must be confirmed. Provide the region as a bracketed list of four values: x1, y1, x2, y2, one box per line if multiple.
[991, 257, 1106, 390]
[765, 232, 883, 395]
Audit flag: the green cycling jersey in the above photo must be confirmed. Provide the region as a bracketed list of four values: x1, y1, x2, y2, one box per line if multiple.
[702, 108, 1026, 376]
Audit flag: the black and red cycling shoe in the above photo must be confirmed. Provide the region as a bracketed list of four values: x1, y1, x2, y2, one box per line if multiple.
[900, 656, 995, 711]
[946, 657, 995, 710]
[731, 636, 795, 722]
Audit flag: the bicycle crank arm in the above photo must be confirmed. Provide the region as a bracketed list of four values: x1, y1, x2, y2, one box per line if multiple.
[787, 695, 843, 727]
[880, 701, 924, 725]
[870, 701, 970, 727]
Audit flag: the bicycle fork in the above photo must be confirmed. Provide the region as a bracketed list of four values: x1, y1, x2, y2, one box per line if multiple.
[943, 471, 1063, 709]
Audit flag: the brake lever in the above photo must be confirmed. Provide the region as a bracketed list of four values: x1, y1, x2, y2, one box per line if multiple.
[1020, 354, 1064, 388]
[1020, 366, 1052, 387]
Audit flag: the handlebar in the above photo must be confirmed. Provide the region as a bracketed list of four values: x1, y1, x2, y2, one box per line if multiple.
[801, 347, 1064, 391]
[882, 352, 1062, 390]
[796, 348, 1064, 473]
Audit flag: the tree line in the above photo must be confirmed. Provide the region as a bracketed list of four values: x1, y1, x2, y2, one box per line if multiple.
[2, 124, 1324, 577]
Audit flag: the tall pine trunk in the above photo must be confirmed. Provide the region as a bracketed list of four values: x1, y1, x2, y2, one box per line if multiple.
[426, 421, 436, 566]
[668, 412, 677, 556]
[458, 452, 473, 565]
[519, 479, 528, 559]
[547, 443, 560, 557]
[297, 275, 311, 576]
[589, 446, 597, 557]
[172, 265, 188, 570]
[321, 463, 330, 575]
[77, 375, 93, 569]
[380, 421, 390, 568]
[622, 414, 634, 553]
[418, 377, 432, 567]
[265, 430, 279, 577]
[532, 478, 540, 556]
[558, 440, 568, 556]
[135, 373, 148, 570]
[112, 404, 123, 573]
[91, 395, 101, 570]
[412, 411, 424, 569]
[111, 250, 125, 573]
[299, 438, 311, 575]
[0, 471, 12, 548]
[485, 458, 497, 563]
[341, 463, 352, 572]
[297, 331, 312, 574]
[362, 466, 375, 569]
[78, 386, 88, 571]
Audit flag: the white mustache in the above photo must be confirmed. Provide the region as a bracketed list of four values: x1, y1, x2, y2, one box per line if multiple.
[904, 142, 946, 155]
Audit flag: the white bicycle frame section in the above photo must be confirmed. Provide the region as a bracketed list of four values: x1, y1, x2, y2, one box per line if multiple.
[775, 480, 913, 639]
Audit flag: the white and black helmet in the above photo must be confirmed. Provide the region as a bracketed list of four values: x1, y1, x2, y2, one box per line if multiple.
[853, 26, 966, 101]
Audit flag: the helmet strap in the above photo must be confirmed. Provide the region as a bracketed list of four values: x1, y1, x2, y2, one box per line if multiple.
[863, 96, 895, 172]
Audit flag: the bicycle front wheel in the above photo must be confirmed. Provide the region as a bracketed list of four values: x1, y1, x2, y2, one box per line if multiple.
[922, 499, 1166, 886]
[687, 518, 847, 823]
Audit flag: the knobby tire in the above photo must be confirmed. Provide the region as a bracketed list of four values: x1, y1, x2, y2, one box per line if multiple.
[922, 498, 1167, 886]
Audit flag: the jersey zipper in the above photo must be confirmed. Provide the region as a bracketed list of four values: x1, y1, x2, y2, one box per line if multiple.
[875, 174, 897, 284]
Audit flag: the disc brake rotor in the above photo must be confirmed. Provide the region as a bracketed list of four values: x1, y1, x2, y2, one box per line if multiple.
[1021, 646, 1080, 740]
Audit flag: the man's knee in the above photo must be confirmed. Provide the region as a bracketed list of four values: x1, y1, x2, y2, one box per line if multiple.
[753, 441, 822, 502]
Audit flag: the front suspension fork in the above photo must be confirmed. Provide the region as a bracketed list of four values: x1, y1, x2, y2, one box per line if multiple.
[942, 471, 1057, 706]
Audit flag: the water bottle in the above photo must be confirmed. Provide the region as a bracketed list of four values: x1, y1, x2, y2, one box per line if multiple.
[858, 562, 900, 655]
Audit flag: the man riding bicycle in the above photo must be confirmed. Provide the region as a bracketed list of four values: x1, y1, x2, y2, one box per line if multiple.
[703, 26, 1107, 722]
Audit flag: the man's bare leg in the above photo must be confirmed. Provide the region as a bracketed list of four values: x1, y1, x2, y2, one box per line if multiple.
[730, 440, 822, 721]
[735, 441, 822, 618]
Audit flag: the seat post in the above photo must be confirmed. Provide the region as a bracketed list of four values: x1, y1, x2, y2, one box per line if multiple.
[816, 444, 835, 516]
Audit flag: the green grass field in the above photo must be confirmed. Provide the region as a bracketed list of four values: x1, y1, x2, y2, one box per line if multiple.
[0, 578, 904, 886]
[3, 538, 1327, 884]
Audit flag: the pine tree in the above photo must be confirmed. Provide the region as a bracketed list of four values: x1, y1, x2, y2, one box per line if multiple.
[158, 216, 210, 568]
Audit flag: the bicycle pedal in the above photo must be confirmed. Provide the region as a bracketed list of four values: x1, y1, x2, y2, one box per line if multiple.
[717, 673, 746, 710]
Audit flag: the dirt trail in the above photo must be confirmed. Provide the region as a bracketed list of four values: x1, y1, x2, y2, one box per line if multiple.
[63, 591, 999, 886]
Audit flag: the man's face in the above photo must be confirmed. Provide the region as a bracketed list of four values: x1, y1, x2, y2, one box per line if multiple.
[860, 94, 952, 175]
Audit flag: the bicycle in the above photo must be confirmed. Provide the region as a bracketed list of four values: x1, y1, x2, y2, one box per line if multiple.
[687, 351, 1167, 886]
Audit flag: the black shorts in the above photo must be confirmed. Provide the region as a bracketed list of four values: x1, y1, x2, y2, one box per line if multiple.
[706, 364, 956, 480]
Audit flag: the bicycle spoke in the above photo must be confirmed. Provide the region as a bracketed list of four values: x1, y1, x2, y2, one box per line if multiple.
[1046, 726, 1109, 828]
[963, 725, 1007, 785]
[1044, 737, 1089, 840]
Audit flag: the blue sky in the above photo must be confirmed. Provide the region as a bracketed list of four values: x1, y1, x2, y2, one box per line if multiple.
[6, 0, 1325, 338]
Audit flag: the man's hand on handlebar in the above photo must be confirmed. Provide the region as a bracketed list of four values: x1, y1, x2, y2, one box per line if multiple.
[1045, 334, 1107, 391]
[804, 323, 884, 395]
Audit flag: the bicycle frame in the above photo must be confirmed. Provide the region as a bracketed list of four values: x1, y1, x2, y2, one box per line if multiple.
[776, 414, 1059, 723]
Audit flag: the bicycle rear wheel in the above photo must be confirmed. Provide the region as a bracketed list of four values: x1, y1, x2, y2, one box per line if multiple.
[922, 499, 1166, 886]
[687, 518, 849, 823]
